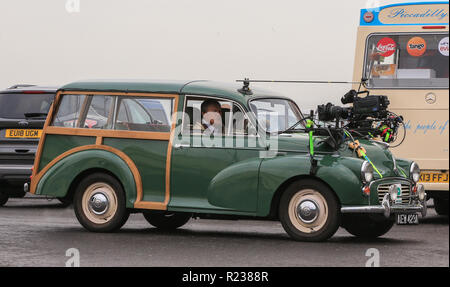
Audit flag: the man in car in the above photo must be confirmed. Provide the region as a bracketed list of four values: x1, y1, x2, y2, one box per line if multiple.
[193, 99, 223, 136]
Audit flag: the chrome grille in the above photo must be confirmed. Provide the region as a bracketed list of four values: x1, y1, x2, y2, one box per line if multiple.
[377, 183, 411, 204]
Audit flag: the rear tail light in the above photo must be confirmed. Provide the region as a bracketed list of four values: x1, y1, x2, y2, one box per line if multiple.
[22, 91, 46, 94]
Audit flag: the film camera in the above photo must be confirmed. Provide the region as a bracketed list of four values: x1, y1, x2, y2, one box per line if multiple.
[317, 89, 404, 144]
[318, 90, 390, 122]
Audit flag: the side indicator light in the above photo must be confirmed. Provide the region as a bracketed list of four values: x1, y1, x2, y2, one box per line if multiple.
[363, 186, 371, 196]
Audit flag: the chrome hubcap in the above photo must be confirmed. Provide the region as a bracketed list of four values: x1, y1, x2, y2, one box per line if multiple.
[297, 200, 319, 223]
[88, 193, 109, 215]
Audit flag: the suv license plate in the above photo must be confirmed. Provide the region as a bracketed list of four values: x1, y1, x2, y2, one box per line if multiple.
[5, 129, 42, 139]
[396, 213, 419, 225]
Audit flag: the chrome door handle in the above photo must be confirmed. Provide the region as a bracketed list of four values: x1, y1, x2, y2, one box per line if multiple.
[173, 144, 190, 149]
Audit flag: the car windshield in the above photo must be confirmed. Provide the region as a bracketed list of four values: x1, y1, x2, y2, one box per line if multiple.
[249, 98, 304, 134]
[0, 93, 54, 119]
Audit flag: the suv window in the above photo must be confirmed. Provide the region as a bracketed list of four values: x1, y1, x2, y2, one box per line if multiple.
[0, 93, 54, 119]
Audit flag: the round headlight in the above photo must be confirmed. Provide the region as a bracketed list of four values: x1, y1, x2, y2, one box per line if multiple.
[410, 162, 420, 183]
[417, 184, 426, 201]
[361, 161, 374, 183]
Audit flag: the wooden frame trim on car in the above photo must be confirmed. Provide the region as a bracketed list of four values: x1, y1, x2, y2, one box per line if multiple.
[31, 90, 180, 211]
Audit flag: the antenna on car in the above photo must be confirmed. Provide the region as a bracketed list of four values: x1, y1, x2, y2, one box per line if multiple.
[237, 78, 253, 95]
[236, 79, 362, 85]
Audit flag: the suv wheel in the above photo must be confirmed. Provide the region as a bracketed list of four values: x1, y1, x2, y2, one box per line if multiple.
[74, 173, 129, 232]
[279, 180, 340, 242]
[143, 211, 191, 230]
[0, 191, 8, 207]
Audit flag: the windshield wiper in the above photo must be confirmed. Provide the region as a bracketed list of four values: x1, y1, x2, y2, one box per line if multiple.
[24, 112, 48, 118]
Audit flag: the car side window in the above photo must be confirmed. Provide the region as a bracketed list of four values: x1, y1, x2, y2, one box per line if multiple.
[183, 97, 227, 136]
[83, 95, 114, 129]
[52, 94, 86, 128]
[114, 97, 173, 132]
[183, 96, 254, 136]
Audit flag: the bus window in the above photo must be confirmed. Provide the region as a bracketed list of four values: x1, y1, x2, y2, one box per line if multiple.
[364, 33, 449, 89]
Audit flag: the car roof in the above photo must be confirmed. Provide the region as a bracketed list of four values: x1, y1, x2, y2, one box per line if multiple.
[0, 85, 59, 93]
[59, 79, 286, 105]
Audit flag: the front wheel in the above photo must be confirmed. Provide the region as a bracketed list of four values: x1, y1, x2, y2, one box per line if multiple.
[342, 214, 394, 238]
[143, 211, 191, 230]
[279, 180, 340, 242]
[74, 173, 130, 232]
[0, 191, 8, 207]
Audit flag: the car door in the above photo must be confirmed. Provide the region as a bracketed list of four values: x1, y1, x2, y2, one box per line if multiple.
[169, 95, 265, 213]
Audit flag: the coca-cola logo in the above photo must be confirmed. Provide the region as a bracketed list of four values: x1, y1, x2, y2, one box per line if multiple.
[376, 37, 397, 57]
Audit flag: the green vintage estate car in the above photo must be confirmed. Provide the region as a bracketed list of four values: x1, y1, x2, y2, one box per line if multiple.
[26, 80, 427, 241]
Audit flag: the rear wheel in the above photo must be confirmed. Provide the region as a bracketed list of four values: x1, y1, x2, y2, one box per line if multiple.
[0, 191, 8, 207]
[74, 173, 129, 232]
[342, 214, 394, 238]
[279, 179, 340, 242]
[434, 197, 449, 216]
[143, 211, 191, 230]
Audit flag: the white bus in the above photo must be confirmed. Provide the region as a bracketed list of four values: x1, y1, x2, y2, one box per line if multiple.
[352, 1, 449, 215]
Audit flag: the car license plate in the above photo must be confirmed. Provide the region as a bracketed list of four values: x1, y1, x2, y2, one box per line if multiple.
[420, 171, 449, 183]
[396, 213, 419, 225]
[5, 129, 43, 139]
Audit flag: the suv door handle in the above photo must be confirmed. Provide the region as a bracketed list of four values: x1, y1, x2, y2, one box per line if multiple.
[15, 149, 30, 153]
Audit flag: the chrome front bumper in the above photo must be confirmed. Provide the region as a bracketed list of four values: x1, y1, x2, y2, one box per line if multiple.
[341, 193, 427, 218]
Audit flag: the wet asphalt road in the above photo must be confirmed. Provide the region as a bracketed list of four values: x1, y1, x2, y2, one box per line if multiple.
[0, 196, 448, 267]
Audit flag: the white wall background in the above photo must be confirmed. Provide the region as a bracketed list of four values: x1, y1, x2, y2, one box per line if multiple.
[0, 0, 429, 109]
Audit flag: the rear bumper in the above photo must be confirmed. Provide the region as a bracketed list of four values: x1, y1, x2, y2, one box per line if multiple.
[341, 194, 427, 218]
[0, 164, 32, 182]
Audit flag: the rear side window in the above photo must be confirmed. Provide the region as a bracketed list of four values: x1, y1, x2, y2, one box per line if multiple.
[52, 94, 173, 132]
[0, 93, 54, 119]
[52, 94, 87, 128]
[114, 97, 173, 132]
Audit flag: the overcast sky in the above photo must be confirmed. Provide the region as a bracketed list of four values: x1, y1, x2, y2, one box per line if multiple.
[0, 0, 432, 109]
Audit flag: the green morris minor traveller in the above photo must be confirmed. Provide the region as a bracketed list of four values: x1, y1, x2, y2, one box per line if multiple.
[26, 80, 427, 241]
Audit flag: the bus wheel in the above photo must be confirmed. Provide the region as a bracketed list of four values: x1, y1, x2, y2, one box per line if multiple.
[434, 198, 449, 216]
[143, 211, 191, 230]
[342, 214, 394, 238]
[279, 180, 340, 242]
[74, 173, 129, 232]
[0, 191, 8, 207]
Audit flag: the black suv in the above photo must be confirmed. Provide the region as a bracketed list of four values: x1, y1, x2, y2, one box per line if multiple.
[0, 85, 57, 206]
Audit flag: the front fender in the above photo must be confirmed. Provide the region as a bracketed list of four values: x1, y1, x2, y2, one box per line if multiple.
[396, 158, 413, 178]
[257, 154, 367, 217]
[36, 149, 137, 208]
